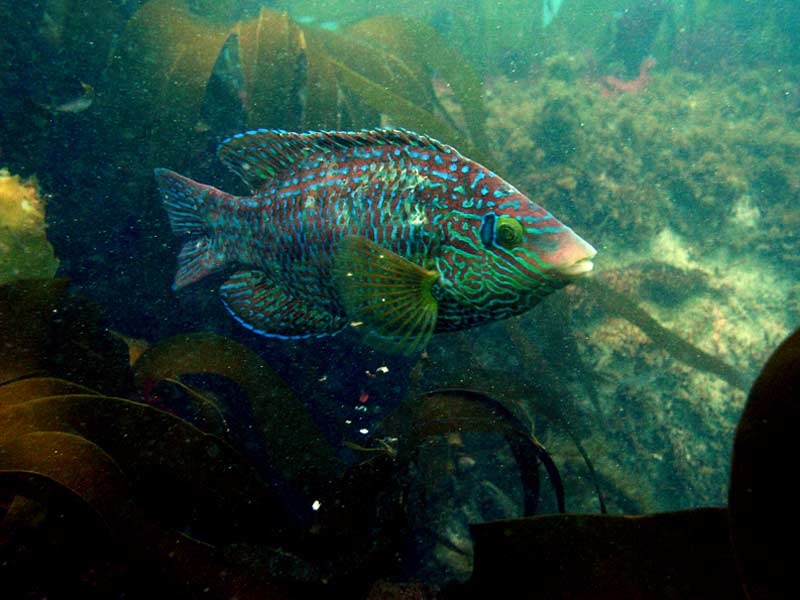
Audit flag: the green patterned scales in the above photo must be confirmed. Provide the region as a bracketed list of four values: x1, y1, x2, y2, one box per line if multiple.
[156, 128, 596, 353]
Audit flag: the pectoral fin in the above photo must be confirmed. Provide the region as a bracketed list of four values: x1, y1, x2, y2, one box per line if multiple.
[333, 235, 439, 355]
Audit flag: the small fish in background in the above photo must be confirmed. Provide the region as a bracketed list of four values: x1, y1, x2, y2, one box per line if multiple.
[31, 81, 94, 114]
[156, 128, 596, 354]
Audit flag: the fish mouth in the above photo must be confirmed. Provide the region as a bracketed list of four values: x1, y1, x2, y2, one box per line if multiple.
[552, 238, 597, 280]
[554, 256, 595, 279]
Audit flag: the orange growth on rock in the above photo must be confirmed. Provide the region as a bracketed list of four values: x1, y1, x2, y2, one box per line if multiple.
[600, 57, 657, 97]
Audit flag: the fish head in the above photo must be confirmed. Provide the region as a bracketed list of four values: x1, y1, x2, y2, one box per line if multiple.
[437, 186, 596, 321]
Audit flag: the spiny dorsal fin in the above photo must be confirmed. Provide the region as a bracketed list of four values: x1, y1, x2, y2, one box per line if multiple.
[218, 128, 459, 191]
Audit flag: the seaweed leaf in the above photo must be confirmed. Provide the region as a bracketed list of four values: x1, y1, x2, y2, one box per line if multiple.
[0, 279, 130, 394]
[379, 388, 564, 515]
[0, 394, 294, 541]
[301, 32, 341, 129]
[729, 326, 800, 599]
[159, 376, 231, 438]
[132, 333, 343, 495]
[345, 16, 491, 158]
[323, 49, 481, 159]
[0, 429, 294, 598]
[467, 508, 742, 597]
[94, 2, 487, 174]
[96, 0, 230, 168]
[235, 8, 306, 130]
[580, 278, 750, 391]
[0, 431, 130, 531]
[0, 377, 98, 407]
[312, 23, 491, 163]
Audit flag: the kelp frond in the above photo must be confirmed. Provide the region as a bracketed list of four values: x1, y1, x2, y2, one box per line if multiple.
[92, 0, 491, 172]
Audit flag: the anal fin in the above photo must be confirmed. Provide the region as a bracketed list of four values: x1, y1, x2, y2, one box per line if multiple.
[221, 270, 345, 338]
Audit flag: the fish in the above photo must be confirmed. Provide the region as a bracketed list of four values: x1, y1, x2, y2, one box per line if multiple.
[155, 128, 596, 354]
[31, 82, 94, 114]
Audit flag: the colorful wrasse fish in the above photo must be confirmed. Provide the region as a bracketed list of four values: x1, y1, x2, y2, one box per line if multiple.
[156, 128, 596, 354]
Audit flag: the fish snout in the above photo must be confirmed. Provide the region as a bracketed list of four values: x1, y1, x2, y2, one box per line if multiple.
[548, 229, 597, 280]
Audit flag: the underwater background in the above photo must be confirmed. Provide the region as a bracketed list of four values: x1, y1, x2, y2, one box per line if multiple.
[0, 0, 798, 597]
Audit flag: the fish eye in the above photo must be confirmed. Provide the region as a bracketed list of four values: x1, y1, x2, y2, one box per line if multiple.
[495, 216, 524, 248]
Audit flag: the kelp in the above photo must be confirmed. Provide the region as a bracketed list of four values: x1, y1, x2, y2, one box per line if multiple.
[0, 278, 567, 595]
[234, 10, 306, 130]
[0, 394, 295, 540]
[96, 0, 232, 170]
[0, 431, 130, 532]
[729, 326, 800, 600]
[416, 320, 609, 513]
[132, 332, 344, 496]
[346, 16, 489, 149]
[94, 0, 491, 175]
[378, 389, 564, 515]
[579, 278, 750, 391]
[463, 508, 744, 598]
[0, 280, 307, 594]
[0, 279, 130, 394]
[453, 326, 800, 597]
[2, 284, 790, 595]
[0, 376, 96, 406]
[414, 274, 750, 515]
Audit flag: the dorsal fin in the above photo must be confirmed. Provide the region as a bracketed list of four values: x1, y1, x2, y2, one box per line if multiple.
[217, 128, 459, 191]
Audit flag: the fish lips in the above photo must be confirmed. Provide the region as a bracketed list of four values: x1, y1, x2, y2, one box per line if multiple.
[548, 231, 597, 281]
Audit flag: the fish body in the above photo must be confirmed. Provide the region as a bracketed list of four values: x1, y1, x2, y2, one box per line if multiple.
[156, 128, 596, 352]
[32, 82, 94, 114]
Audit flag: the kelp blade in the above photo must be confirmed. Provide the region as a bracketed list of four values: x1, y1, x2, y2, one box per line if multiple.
[729, 326, 800, 600]
[0, 279, 130, 394]
[579, 278, 750, 391]
[96, 0, 230, 169]
[236, 9, 306, 130]
[132, 333, 343, 495]
[379, 389, 564, 515]
[0, 377, 98, 407]
[467, 508, 744, 598]
[0, 431, 129, 531]
[313, 25, 486, 161]
[0, 430, 294, 598]
[345, 16, 491, 160]
[0, 394, 294, 541]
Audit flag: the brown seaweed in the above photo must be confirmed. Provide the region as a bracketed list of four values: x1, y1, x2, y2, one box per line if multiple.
[0, 279, 131, 394]
[1, 280, 792, 596]
[379, 388, 564, 515]
[93, 0, 491, 177]
[132, 332, 343, 495]
[463, 508, 743, 598]
[729, 326, 800, 600]
[579, 278, 751, 391]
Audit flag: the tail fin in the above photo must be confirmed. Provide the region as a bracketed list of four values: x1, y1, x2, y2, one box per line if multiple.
[155, 168, 227, 290]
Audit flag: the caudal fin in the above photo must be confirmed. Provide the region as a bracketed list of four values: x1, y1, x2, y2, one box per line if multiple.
[155, 168, 226, 290]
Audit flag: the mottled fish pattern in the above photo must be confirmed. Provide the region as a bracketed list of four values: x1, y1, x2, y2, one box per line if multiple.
[156, 128, 596, 353]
